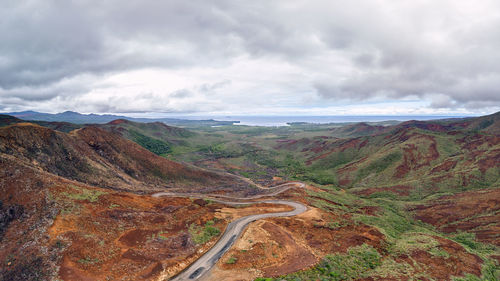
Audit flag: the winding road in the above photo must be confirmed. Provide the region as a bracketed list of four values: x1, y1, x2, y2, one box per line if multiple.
[152, 182, 307, 281]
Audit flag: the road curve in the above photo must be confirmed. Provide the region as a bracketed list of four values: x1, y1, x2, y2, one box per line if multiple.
[152, 182, 306, 281]
[152, 182, 305, 201]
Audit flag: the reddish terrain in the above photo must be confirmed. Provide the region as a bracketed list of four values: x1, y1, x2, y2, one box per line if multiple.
[411, 188, 500, 246]
[211, 186, 487, 280]
[1, 113, 499, 281]
[0, 153, 296, 280]
[0, 124, 251, 195]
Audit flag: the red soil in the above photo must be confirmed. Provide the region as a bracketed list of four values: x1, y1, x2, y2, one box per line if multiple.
[394, 133, 439, 178]
[397, 236, 483, 280]
[430, 159, 458, 173]
[411, 189, 500, 246]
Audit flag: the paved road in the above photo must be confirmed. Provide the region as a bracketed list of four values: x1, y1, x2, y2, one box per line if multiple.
[152, 182, 306, 280]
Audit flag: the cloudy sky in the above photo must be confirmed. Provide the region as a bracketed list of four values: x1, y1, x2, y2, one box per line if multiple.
[1, 0, 499, 116]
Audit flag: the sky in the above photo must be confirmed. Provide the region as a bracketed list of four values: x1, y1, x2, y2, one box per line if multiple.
[1, 0, 499, 116]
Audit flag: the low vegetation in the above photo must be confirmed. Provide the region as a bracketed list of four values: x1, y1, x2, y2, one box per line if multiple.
[355, 151, 402, 182]
[1, 112, 499, 280]
[129, 130, 171, 155]
[301, 185, 500, 280]
[188, 220, 221, 244]
[256, 244, 381, 281]
[61, 185, 107, 203]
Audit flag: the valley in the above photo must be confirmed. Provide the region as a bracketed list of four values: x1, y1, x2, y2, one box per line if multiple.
[0, 112, 499, 281]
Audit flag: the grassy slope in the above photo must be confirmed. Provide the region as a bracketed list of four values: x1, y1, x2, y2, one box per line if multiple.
[146, 114, 499, 280]
[248, 115, 499, 280]
[282, 185, 500, 280]
[109, 113, 496, 280]
[272, 119, 499, 193]
[2, 113, 499, 280]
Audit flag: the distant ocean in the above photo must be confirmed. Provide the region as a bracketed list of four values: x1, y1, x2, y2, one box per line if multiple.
[177, 115, 470, 127]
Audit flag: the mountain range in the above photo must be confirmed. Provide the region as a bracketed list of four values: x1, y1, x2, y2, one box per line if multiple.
[6, 110, 237, 126]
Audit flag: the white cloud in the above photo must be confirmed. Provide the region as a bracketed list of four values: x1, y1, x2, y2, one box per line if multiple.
[0, 0, 499, 115]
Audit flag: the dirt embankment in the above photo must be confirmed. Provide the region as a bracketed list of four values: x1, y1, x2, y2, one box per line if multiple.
[211, 220, 317, 280]
[215, 203, 294, 221]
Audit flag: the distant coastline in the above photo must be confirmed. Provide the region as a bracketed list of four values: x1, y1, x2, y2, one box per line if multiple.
[175, 115, 472, 127]
[4, 111, 474, 127]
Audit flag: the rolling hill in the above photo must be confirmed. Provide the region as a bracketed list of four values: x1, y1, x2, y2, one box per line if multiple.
[0, 121, 255, 280]
[0, 122, 252, 195]
[275, 112, 500, 195]
[1, 112, 498, 280]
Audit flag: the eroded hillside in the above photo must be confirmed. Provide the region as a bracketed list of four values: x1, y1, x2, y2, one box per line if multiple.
[1, 113, 499, 281]
[0, 123, 253, 195]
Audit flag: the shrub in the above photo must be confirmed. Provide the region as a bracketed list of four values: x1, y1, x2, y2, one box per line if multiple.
[189, 222, 221, 244]
[259, 244, 382, 280]
[62, 185, 106, 203]
[356, 151, 402, 181]
[129, 130, 171, 155]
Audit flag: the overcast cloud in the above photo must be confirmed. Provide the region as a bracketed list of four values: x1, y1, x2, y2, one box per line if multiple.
[1, 0, 499, 115]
